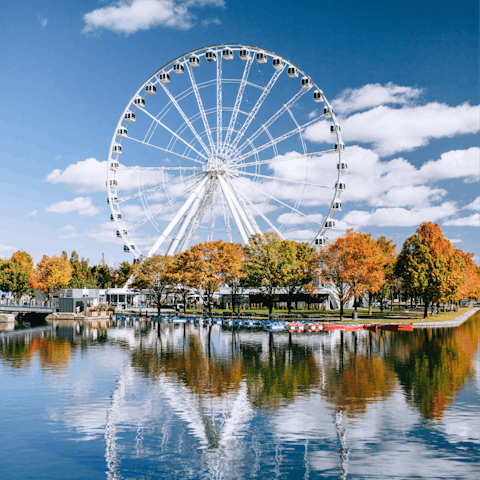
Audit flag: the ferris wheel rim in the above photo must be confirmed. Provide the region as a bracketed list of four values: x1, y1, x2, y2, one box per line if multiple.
[107, 44, 346, 258]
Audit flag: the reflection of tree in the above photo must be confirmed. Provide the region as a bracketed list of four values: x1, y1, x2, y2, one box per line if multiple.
[1, 336, 71, 372]
[30, 339, 71, 371]
[241, 339, 320, 408]
[132, 335, 243, 396]
[323, 353, 396, 418]
[388, 318, 480, 420]
[0, 338, 33, 369]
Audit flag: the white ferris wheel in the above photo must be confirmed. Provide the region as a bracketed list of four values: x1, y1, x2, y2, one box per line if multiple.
[107, 44, 346, 260]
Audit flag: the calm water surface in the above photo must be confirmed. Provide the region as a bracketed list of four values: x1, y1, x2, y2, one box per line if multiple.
[1, 314, 479, 479]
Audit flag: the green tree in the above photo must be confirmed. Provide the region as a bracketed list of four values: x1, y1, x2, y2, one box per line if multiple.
[131, 255, 173, 316]
[0, 251, 34, 299]
[243, 233, 288, 314]
[278, 240, 319, 314]
[68, 251, 97, 288]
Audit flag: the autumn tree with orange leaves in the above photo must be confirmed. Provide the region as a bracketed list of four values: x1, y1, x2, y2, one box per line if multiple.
[186, 240, 243, 312]
[318, 230, 385, 320]
[395, 222, 467, 317]
[30, 253, 73, 299]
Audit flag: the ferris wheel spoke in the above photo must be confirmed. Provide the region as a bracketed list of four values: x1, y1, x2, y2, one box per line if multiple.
[126, 134, 205, 165]
[222, 54, 254, 151]
[235, 87, 309, 155]
[225, 63, 286, 155]
[235, 176, 323, 226]
[232, 115, 326, 165]
[186, 62, 216, 154]
[128, 176, 205, 233]
[116, 173, 203, 204]
[237, 170, 334, 190]
[238, 150, 332, 168]
[157, 82, 212, 157]
[140, 107, 208, 161]
[216, 52, 222, 151]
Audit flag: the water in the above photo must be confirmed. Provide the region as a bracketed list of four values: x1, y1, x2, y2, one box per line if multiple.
[1, 315, 479, 479]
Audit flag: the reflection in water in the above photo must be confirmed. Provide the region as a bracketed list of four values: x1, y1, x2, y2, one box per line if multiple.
[388, 321, 480, 420]
[1, 314, 479, 479]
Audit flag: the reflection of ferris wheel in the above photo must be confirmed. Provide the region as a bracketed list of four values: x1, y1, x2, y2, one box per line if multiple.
[107, 44, 346, 260]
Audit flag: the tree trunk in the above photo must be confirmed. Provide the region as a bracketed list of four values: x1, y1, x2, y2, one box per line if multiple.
[390, 288, 394, 311]
[268, 295, 274, 314]
[287, 292, 292, 314]
[368, 292, 373, 316]
[340, 298, 344, 322]
[423, 298, 429, 318]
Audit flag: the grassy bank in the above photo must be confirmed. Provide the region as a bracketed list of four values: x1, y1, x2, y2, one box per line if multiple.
[184, 306, 477, 324]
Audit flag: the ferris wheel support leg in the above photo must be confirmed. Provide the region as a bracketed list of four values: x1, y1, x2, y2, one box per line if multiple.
[223, 177, 258, 237]
[167, 183, 207, 255]
[147, 175, 209, 257]
[218, 175, 251, 243]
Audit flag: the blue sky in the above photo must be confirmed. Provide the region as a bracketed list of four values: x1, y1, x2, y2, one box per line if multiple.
[0, 0, 478, 266]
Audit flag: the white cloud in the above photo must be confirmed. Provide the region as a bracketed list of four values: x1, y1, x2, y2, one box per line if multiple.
[277, 212, 323, 226]
[417, 147, 480, 183]
[24, 210, 37, 217]
[284, 229, 318, 241]
[337, 146, 479, 208]
[305, 102, 479, 157]
[462, 196, 480, 211]
[201, 17, 221, 27]
[82, 0, 225, 35]
[45, 157, 170, 194]
[342, 202, 457, 228]
[443, 213, 480, 227]
[331, 83, 423, 114]
[46, 197, 101, 217]
[448, 239, 463, 244]
[59, 226, 82, 240]
[40, 17, 48, 28]
[46, 158, 107, 194]
[0, 245, 15, 253]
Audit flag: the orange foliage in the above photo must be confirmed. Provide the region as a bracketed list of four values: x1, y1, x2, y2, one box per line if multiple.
[30, 253, 73, 298]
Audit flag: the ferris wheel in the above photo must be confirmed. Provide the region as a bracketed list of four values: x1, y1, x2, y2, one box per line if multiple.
[107, 44, 346, 259]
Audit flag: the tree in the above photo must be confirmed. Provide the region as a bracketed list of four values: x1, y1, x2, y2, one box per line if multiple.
[373, 236, 398, 314]
[396, 222, 452, 318]
[30, 253, 73, 299]
[111, 261, 135, 287]
[131, 255, 173, 316]
[91, 264, 112, 289]
[278, 240, 319, 314]
[318, 230, 386, 320]
[186, 240, 244, 313]
[458, 251, 480, 300]
[168, 251, 198, 313]
[68, 251, 97, 288]
[243, 233, 289, 314]
[0, 252, 33, 299]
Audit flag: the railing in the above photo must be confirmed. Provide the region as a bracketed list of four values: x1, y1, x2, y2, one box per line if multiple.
[0, 298, 58, 310]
